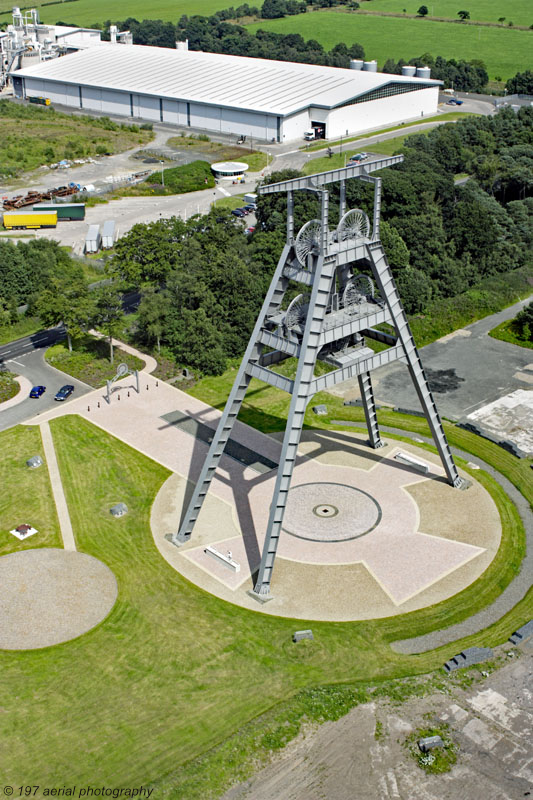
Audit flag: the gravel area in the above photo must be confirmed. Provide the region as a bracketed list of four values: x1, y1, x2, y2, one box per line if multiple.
[0, 548, 117, 650]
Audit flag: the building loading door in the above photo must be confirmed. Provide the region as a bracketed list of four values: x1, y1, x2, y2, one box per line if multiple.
[311, 121, 326, 139]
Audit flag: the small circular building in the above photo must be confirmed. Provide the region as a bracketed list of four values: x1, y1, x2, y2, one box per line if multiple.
[211, 161, 249, 181]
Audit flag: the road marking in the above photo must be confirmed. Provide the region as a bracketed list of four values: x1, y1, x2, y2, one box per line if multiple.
[7, 359, 25, 367]
[217, 186, 231, 197]
[2, 349, 12, 353]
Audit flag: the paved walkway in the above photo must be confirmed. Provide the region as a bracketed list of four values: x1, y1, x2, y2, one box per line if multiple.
[40, 421, 77, 551]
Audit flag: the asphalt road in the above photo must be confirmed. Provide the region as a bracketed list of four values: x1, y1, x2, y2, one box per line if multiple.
[370, 295, 533, 420]
[0, 331, 92, 432]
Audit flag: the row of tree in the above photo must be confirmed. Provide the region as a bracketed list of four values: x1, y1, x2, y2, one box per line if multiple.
[382, 53, 489, 92]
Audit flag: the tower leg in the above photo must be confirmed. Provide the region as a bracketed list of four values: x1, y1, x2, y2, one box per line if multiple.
[358, 371, 383, 449]
[367, 242, 463, 488]
[252, 251, 338, 598]
[173, 245, 292, 545]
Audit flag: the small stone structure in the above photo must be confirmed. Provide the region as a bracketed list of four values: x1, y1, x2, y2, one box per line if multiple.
[444, 646, 493, 672]
[110, 503, 128, 517]
[312, 404, 327, 416]
[394, 451, 429, 474]
[26, 455, 43, 468]
[509, 620, 533, 646]
[292, 629, 314, 643]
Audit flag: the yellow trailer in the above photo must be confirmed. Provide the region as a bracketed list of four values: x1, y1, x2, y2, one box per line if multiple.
[2, 210, 58, 229]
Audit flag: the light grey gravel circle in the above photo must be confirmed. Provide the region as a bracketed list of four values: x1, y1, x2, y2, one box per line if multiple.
[283, 482, 382, 542]
[0, 548, 118, 650]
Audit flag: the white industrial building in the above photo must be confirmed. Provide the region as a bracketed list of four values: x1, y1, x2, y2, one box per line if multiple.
[11, 43, 441, 142]
[1, 6, 131, 89]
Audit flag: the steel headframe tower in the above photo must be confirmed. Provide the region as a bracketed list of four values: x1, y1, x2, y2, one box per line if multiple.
[173, 156, 465, 600]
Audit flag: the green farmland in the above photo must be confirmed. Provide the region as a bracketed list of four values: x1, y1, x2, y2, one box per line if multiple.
[356, 0, 533, 27]
[248, 11, 533, 79]
[0, 0, 230, 24]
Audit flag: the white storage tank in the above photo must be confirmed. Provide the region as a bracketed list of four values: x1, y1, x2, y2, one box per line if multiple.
[416, 66, 431, 79]
[349, 59, 364, 70]
[101, 219, 116, 249]
[363, 60, 378, 72]
[401, 65, 417, 77]
[85, 224, 101, 253]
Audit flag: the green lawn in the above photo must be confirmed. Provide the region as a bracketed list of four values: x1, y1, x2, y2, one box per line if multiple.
[0, 425, 61, 556]
[45, 336, 144, 386]
[0, 378, 529, 797]
[303, 132, 412, 174]
[0, 412, 529, 797]
[489, 318, 533, 350]
[248, 12, 533, 79]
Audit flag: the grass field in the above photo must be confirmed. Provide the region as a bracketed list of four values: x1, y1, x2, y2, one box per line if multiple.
[354, 0, 533, 26]
[0, 370, 19, 404]
[0, 425, 61, 556]
[248, 12, 533, 79]
[0, 100, 152, 179]
[0, 410, 529, 797]
[0, 0, 229, 22]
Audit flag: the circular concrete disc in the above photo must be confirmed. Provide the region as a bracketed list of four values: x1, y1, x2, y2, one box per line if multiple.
[282, 482, 382, 542]
[0, 548, 118, 650]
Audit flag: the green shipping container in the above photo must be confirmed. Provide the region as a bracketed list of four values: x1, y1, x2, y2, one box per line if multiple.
[33, 203, 86, 221]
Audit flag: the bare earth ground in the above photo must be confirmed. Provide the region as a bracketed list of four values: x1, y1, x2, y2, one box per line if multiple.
[224, 648, 533, 800]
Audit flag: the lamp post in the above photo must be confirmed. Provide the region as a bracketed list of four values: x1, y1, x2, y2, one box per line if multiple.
[160, 161, 165, 188]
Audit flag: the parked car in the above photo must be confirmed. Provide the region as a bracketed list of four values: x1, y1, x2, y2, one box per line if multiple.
[244, 204, 256, 212]
[54, 384, 74, 401]
[446, 98, 463, 105]
[244, 226, 256, 235]
[231, 208, 246, 217]
[349, 153, 368, 163]
[29, 385, 46, 398]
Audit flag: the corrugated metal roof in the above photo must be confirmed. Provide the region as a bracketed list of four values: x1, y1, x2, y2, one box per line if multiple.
[13, 44, 440, 116]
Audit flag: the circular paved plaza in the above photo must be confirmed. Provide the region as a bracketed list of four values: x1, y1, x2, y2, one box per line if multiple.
[151, 431, 502, 621]
[0, 549, 117, 650]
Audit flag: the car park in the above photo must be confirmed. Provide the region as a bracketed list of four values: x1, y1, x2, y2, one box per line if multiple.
[54, 384, 74, 401]
[29, 385, 46, 398]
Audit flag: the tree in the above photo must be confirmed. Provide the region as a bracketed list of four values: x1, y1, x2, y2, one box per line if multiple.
[137, 287, 169, 353]
[93, 284, 124, 364]
[417, 5, 428, 16]
[36, 268, 93, 351]
[457, 10, 470, 20]
[506, 70, 533, 96]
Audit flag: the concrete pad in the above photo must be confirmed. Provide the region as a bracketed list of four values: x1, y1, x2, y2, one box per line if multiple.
[0, 548, 117, 649]
[467, 388, 533, 455]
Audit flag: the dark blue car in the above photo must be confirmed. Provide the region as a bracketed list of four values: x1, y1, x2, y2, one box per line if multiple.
[29, 385, 46, 398]
[54, 384, 74, 401]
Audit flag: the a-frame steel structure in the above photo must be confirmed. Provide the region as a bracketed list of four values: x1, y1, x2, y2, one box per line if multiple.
[173, 157, 464, 600]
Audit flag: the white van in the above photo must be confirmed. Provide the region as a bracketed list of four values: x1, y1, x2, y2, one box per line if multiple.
[243, 193, 258, 208]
